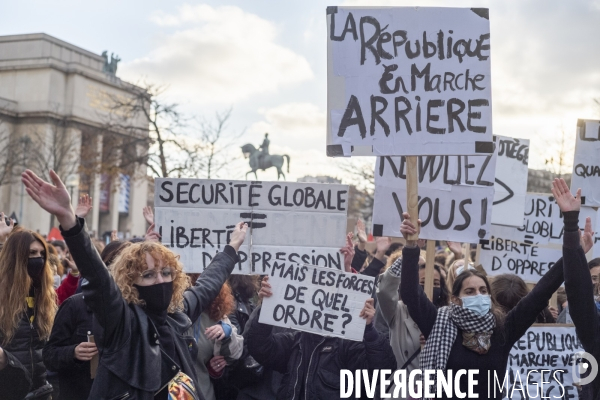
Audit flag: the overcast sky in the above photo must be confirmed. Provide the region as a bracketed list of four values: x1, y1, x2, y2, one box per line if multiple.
[2, 0, 600, 181]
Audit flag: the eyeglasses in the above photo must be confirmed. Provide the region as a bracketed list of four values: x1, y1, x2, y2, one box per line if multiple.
[140, 268, 175, 283]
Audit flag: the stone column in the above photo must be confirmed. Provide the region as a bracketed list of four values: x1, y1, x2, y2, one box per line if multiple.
[90, 134, 103, 235]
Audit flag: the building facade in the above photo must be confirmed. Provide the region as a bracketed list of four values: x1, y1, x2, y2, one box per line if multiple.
[0, 33, 149, 238]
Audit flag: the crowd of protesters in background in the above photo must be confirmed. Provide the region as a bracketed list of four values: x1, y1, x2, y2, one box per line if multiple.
[0, 170, 598, 400]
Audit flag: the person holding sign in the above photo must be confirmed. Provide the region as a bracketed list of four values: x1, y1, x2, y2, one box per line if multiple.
[555, 178, 600, 400]
[245, 276, 396, 400]
[399, 207, 570, 399]
[377, 253, 449, 375]
[21, 169, 248, 400]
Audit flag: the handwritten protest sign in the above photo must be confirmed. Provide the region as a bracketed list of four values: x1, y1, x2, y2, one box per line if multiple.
[372, 152, 496, 241]
[503, 326, 583, 400]
[154, 179, 348, 274]
[326, 7, 494, 157]
[259, 263, 375, 341]
[480, 195, 597, 282]
[492, 135, 529, 227]
[572, 119, 600, 207]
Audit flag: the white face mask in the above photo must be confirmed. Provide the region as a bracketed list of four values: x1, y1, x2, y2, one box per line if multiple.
[461, 294, 491, 316]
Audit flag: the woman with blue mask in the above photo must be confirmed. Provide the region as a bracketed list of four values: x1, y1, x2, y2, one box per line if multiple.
[397, 204, 587, 400]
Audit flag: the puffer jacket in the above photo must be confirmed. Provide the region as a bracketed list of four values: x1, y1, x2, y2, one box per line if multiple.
[2, 315, 46, 388]
[246, 306, 397, 400]
[61, 218, 239, 400]
[0, 313, 46, 398]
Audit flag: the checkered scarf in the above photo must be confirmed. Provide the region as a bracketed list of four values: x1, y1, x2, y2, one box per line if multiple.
[419, 304, 495, 397]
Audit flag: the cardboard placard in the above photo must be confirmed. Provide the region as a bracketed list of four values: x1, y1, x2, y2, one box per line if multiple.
[572, 119, 600, 207]
[492, 135, 529, 227]
[372, 153, 496, 241]
[155, 179, 349, 274]
[503, 326, 583, 400]
[326, 7, 493, 157]
[259, 263, 375, 341]
[480, 196, 598, 282]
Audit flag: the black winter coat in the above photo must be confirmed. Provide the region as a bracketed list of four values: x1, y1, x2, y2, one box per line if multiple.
[0, 337, 35, 400]
[61, 218, 239, 400]
[246, 306, 397, 400]
[43, 293, 98, 400]
[0, 310, 47, 397]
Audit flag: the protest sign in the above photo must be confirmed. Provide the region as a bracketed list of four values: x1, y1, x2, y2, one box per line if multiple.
[572, 119, 600, 207]
[480, 195, 597, 282]
[519, 194, 596, 246]
[259, 263, 375, 341]
[372, 152, 496, 242]
[503, 325, 582, 400]
[593, 207, 600, 259]
[492, 135, 529, 227]
[154, 179, 349, 274]
[326, 7, 494, 157]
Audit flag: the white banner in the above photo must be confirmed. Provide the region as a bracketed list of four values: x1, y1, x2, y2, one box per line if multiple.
[503, 326, 583, 400]
[572, 119, 600, 207]
[492, 135, 529, 227]
[518, 194, 596, 246]
[326, 7, 493, 157]
[372, 153, 496, 241]
[155, 179, 349, 274]
[480, 195, 597, 282]
[259, 263, 375, 341]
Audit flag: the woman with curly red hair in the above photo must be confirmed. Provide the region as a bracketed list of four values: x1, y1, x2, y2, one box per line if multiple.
[22, 169, 248, 400]
[190, 280, 243, 400]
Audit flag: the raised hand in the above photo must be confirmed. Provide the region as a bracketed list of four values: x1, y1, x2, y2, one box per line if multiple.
[447, 241, 463, 258]
[258, 276, 272, 300]
[0, 212, 14, 243]
[359, 298, 375, 325]
[110, 230, 119, 242]
[22, 170, 76, 229]
[75, 194, 93, 218]
[551, 178, 581, 213]
[229, 222, 248, 252]
[400, 212, 421, 246]
[142, 206, 154, 225]
[581, 216, 595, 254]
[356, 219, 367, 243]
[144, 223, 161, 243]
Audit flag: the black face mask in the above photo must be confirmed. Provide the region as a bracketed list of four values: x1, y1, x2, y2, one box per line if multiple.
[134, 281, 173, 314]
[27, 257, 45, 287]
[420, 285, 442, 304]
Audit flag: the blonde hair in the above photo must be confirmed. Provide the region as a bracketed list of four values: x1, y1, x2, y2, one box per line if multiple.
[111, 242, 191, 313]
[0, 230, 57, 345]
[446, 259, 466, 291]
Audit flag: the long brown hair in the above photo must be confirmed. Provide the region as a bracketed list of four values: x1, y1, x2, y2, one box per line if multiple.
[0, 230, 57, 345]
[452, 269, 505, 328]
[208, 282, 235, 321]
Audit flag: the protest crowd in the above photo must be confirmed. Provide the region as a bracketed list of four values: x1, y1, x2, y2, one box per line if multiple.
[3, 6, 600, 400]
[0, 169, 598, 400]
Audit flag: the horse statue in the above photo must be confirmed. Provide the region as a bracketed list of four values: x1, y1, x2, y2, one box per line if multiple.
[241, 143, 290, 180]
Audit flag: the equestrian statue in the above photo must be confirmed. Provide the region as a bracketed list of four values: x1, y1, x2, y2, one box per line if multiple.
[241, 133, 290, 180]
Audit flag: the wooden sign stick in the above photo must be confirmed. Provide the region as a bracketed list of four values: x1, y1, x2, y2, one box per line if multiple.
[406, 156, 419, 241]
[424, 240, 436, 301]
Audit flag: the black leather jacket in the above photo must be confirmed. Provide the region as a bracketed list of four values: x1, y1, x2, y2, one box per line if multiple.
[61, 218, 239, 400]
[246, 306, 397, 400]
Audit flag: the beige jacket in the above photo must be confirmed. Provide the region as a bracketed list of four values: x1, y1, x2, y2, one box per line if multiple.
[376, 267, 422, 373]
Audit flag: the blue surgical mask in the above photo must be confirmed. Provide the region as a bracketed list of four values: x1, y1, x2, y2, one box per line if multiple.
[461, 294, 491, 316]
